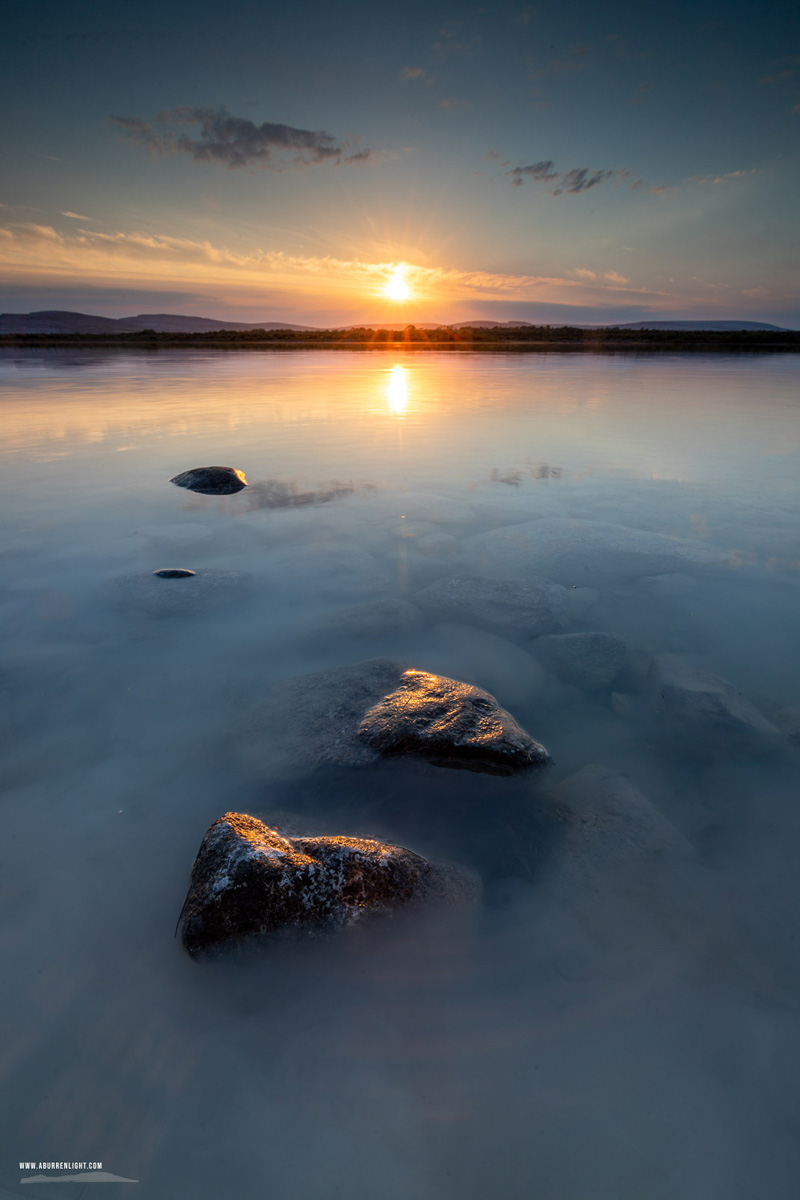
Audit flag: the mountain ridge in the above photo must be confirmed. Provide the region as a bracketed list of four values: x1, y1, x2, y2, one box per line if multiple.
[0, 310, 792, 335]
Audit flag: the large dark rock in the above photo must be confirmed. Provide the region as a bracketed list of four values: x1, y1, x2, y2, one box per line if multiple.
[532, 632, 626, 690]
[179, 811, 479, 956]
[415, 575, 569, 639]
[109, 567, 254, 615]
[170, 465, 247, 495]
[646, 654, 781, 754]
[358, 668, 551, 775]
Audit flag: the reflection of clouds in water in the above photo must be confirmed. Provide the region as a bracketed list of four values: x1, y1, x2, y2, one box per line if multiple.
[244, 479, 356, 510]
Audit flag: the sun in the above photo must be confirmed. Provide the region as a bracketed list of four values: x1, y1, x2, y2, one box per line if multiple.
[385, 266, 410, 301]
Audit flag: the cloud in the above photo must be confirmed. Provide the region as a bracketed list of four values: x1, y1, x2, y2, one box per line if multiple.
[60, 211, 90, 220]
[507, 160, 659, 196]
[604, 270, 630, 284]
[508, 161, 616, 195]
[690, 168, 758, 185]
[0, 222, 666, 311]
[402, 66, 426, 79]
[111, 106, 370, 170]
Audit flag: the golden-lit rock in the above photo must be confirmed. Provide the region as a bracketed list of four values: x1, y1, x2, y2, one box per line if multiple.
[179, 811, 479, 956]
[358, 668, 551, 775]
[169, 465, 247, 495]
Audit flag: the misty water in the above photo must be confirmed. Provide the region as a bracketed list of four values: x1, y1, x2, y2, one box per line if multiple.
[1, 347, 799, 1200]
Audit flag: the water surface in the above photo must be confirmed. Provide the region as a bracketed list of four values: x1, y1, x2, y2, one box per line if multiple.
[1, 348, 799, 1199]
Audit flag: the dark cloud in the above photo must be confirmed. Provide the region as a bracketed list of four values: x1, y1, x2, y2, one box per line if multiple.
[508, 161, 622, 196]
[111, 107, 370, 170]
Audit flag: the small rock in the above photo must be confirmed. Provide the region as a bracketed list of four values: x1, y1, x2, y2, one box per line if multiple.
[109, 568, 254, 616]
[153, 568, 195, 578]
[646, 654, 781, 754]
[532, 632, 626, 691]
[415, 575, 569, 639]
[358, 668, 551, 775]
[179, 811, 479, 956]
[170, 466, 247, 495]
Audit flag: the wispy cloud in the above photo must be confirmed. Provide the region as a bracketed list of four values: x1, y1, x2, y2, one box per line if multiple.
[111, 106, 371, 169]
[0, 222, 664, 309]
[60, 210, 90, 219]
[508, 161, 617, 195]
[691, 168, 759, 185]
[402, 66, 426, 79]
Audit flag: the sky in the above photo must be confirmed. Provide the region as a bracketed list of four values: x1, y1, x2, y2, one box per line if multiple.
[1, 0, 799, 327]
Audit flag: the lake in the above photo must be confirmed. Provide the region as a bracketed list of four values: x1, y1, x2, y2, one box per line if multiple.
[2, 347, 799, 1200]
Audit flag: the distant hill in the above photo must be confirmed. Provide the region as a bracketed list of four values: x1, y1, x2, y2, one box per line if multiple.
[0, 310, 317, 334]
[337, 322, 446, 331]
[0, 311, 794, 337]
[450, 320, 533, 329]
[610, 320, 790, 332]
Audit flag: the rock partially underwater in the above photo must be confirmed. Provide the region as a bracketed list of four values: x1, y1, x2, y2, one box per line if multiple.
[169, 465, 248, 495]
[109, 567, 254, 616]
[540, 765, 693, 927]
[532, 632, 626, 691]
[415, 575, 569, 639]
[237, 659, 551, 779]
[179, 811, 479, 956]
[646, 654, 781, 755]
[462, 517, 731, 587]
[358, 668, 552, 775]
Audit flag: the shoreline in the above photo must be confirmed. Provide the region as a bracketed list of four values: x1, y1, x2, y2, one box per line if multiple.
[2, 332, 799, 353]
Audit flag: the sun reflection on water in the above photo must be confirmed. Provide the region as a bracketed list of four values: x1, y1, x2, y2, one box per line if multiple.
[386, 364, 408, 416]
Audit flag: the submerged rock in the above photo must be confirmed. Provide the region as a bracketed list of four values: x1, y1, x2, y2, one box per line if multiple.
[109, 567, 254, 616]
[415, 575, 569, 639]
[532, 632, 626, 691]
[306, 598, 425, 643]
[541, 765, 693, 922]
[180, 811, 479, 956]
[264, 543, 391, 599]
[237, 658, 407, 779]
[169, 465, 247, 495]
[461, 517, 730, 587]
[774, 705, 800, 745]
[646, 654, 781, 754]
[358, 668, 551, 775]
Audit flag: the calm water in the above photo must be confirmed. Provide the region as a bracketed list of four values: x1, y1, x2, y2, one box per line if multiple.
[1, 348, 799, 1200]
